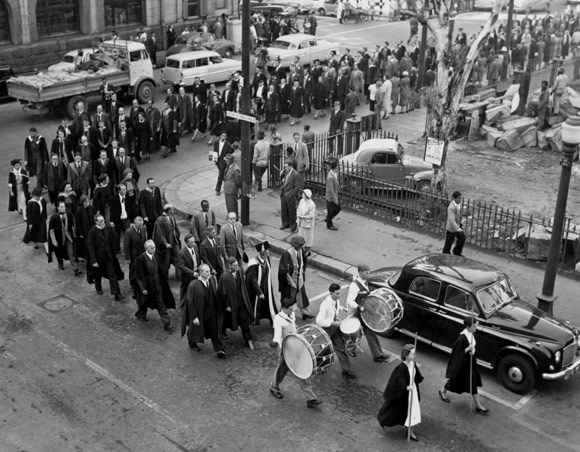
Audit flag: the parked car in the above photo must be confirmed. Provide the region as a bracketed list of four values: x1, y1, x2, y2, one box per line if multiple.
[0, 66, 15, 101]
[286, 0, 316, 14]
[161, 50, 241, 87]
[48, 49, 95, 73]
[240, 0, 298, 16]
[166, 33, 237, 59]
[368, 254, 580, 394]
[266, 33, 339, 69]
[312, 0, 339, 16]
[339, 138, 433, 191]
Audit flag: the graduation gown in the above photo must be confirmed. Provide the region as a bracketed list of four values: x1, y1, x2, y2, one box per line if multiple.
[444, 332, 482, 395]
[8, 170, 30, 212]
[377, 362, 423, 427]
[246, 256, 278, 322]
[217, 269, 254, 332]
[181, 276, 221, 343]
[23, 198, 48, 244]
[132, 251, 176, 310]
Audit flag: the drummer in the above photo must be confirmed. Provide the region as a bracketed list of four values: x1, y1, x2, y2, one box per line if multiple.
[346, 264, 390, 363]
[315, 283, 357, 379]
[269, 298, 322, 408]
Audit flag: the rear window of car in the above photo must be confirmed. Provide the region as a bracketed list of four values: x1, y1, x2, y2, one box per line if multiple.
[166, 59, 180, 69]
[409, 277, 440, 301]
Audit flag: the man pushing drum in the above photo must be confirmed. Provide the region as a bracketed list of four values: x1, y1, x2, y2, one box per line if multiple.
[316, 283, 357, 379]
[269, 298, 322, 408]
[346, 264, 390, 363]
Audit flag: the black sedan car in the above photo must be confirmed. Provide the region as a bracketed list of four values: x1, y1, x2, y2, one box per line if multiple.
[369, 254, 580, 394]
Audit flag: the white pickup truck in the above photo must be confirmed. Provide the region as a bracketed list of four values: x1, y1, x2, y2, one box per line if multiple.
[8, 40, 157, 118]
[266, 33, 339, 69]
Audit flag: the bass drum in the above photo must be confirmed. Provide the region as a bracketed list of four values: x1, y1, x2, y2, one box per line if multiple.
[360, 288, 404, 333]
[282, 324, 335, 379]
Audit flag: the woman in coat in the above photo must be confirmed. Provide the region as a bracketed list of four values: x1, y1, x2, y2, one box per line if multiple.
[8, 159, 30, 221]
[191, 95, 207, 143]
[312, 75, 329, 119]
[289, 80, 304, 126]
[377, 344, 423, 441]
[296, 189, 315, 255]
[398, 71, 411, 114]
[438, 316, 489, 413]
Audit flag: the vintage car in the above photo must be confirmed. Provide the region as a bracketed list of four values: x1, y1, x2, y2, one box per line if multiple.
[312, 0, 339, 16]
[286, 0, 316, 14]
[161, 50, 241, 87]
[369, 254, 580, 394]
[240, 0, 298, 16]
[166, 32, 237, 59]
[47, 49, 95, 73]
[266, 33, 339, 69]
[339, 138, 433, 191]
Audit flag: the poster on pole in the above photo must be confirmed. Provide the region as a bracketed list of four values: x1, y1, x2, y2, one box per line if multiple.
[424, 138, 445, 166]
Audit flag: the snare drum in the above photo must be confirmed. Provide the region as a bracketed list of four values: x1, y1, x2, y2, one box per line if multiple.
[282, 324, 335, 379]
[360, 288, 404, 333]
[339, 317, 363, 346]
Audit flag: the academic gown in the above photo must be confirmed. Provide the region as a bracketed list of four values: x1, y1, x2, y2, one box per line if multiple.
[181, 276, 222, 343]
[132, 251, 176, 311]
[246, 256, 278, 323]
[377, 362, 423, 427]
[444, 333, 482, 395]
[217, 269, 255, 332]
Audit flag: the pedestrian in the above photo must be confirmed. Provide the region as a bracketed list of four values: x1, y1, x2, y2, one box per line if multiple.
[269, 297, 321, 408]
[139, 177, 163, 239]
[537, 80, 551, 130]
[181, 263, 226, 358]
[110, 183, 132, 252]
[92, 174, 112, 224]
[92, 150, 116, 192]
[190, 95, 207, 142]
[325, 159, 341, 230]
[246, 241, 277, 325]
[86, 214, 125, 301]
[68, 153, 92, 198]
[153, 203, 181, 280]
[328, 101, 346, 155]
[278, 235, 313, 320]
[146, 100, 162, 153]
[166, 25, 176, 49]
[346, 263, 390, 362]
[252, 131, 270, 192]
[132, 239, 175, 330]
[47, 200, 81, 276]
[223, 154, 241, 217]
[115, 148, 140, 185]
[161, 102, 179, 157]
[442, 190, 465, 256]
[551, 67, 569, 115]
[189, 199, 217, 246]
[265, 84, 280, 126]
[399, 71, 411, 114]
[200, 225, 226, 279]
[374, 80, 386, 128]
[23, 128, 49, 180]
[39, 154, 68, 206]
[23, 187, 48, 251]
[75, 195, 94, 261]
[377, 344, 423, 441]
[344, 85, 358, 119]
[208, 94, 224, 145]
[220, 211, 246, 267]
[133, 111, 151, 161]
[57, 182, 78, 219]
[279, 158, 303, 233]
[8, 159, 30, 221]
[177, 86, 194, 136]
[289, 79, 304, 126]
[297, 189, 315, 255]
[291, 132, 309, 179]
[218, 257, 256, 349]
[146, 31, 158, 68]
[439, 317, 489, 414]
[124, 216, 147, 298]
[315, 283, 356, 379]
[213, 131, 233, 196]
[177, 234, 201, 306]
[312, 75, 328, 119]
[302, 124, 315, 161]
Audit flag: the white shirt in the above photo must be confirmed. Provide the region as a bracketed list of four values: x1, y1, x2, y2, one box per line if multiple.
[346, 276, 368, 311]
[316, 295, 340, 328]
[146, 252, 154, 260]
[119, 195, 128, 220]
[272, 311, 297, 347]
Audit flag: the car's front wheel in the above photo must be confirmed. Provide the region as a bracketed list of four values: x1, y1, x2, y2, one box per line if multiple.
[224, 48, 234, 59]
[317, 7, 326, 15]
[498, 354, 537, 394]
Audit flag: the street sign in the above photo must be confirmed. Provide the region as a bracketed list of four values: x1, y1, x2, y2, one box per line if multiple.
[424, 137, 445, 166]
[226, 110, 257, 123]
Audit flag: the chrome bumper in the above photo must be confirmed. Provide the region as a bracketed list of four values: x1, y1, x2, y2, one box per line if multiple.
[542, 355, 580, 380]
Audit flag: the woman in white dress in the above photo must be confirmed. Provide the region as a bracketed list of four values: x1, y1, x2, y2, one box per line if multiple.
[296, 189, 315, 255]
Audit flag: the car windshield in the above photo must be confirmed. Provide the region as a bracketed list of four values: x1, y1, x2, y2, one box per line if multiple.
[165, 59, 180, 69]
[270, 40, 291, 49]
[388, 270, 401, 286]
[477, 277, 518, 314]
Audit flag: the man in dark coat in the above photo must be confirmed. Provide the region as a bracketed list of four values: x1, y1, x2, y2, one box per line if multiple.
[246, 241, 278, 325]
[114, 147, 140, 184]
[92, 150, 116, 190]
[24, 128, 49, 179]
[139, 177, 163, 239]
[74, 195, 94, 260]
[39, 154, 68, 206]
[133, 111, 152, 161]
[181, 264, 226, 358]
[328, 101, 346, 155]
[146, 100, 162, 153]
[177, 234, 201, 306]
[278, 235, 312, 319]
[110, 183, 132, 252]
[279, 158, 303, 233]
[48, 200, 81, 276]
[218, 257, 255, 349]
[153, 203, 181, 279]
[146, 32, 158, 67]
[23, 187, 48, 249]
[132, 239, 175, 329]
[51, 129, 73, 165]
[220, 212, 245, 267]
[68, 153, 92, 197]
[200, 226, 226, 279]
[86, 213, 125, 300]
[124, 216, 147, 298]
[213, 132, 233, 196]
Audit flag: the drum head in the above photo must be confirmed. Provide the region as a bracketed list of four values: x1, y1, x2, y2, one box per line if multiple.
[340, 317, 361, 335]
[361, 290, 402, 333]
[282, 334, 314, 379]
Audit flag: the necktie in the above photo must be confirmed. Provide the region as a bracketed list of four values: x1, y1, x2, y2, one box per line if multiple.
[77, 163, 80, 169]
[232, 225, 237, 239]
[121, 196, 124, 204]
[205, 212, 209, 226]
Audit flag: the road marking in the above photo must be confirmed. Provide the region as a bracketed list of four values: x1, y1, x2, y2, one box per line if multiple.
[37, 329, 187, 428]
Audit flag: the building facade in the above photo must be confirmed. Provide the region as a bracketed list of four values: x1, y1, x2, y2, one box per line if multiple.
[0, 0, 237, 72]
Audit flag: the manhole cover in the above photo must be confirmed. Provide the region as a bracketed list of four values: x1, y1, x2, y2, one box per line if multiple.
[38, 295, 76, 313]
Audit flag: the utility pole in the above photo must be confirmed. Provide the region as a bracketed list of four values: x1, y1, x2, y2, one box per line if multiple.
[240, 0, 251, 226]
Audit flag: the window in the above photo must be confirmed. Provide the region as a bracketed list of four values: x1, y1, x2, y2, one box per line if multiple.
[371, 153, 387, 164]
[0, 1, 9, 43]
[409, 277, 440, 301]
[299, 41, 309, 49]
[386, 152, 399, 164]
[129, 50, 141, 62]
[105, 0, 143, 28]
[166, 59, 180, 69]
[444, 286, 480, 315]
[36, 0, 79, 37]
[187, 0, 200, 17]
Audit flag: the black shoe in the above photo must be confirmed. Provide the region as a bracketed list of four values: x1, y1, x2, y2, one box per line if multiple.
[280, 225, 290, 230]
[189, 343, 201, 351]
[327, 226, 338, 231]
[306, 399, 323, 408]
[438, 390, 450, 403]
[302, 314, 315, 320]
[374, 355, 389, 363]
[58, 264, 65, 270]
[217, 350, 226, 359]
[96, 289, 104, 295]
[270, 387, 283, 399]
[138, 317, 149, 323]
[475, 407, 489, 414]
[164, 324, 174, 333]
[290, 226, 298, 233]
[74, 269, 82, 277]
[115, 294, 126, 301]
[342, 370, 357, 379]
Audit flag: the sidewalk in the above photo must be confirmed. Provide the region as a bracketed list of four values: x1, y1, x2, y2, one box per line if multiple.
[164, 161, 580, 325]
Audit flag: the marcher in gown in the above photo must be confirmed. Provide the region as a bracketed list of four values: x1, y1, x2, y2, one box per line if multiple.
[23, 187, 48, 252]
[377, 344, 423, 441]
[8, 159, 30, 221]
[438, 316, 489, 413]
[246, 241, 278, 325]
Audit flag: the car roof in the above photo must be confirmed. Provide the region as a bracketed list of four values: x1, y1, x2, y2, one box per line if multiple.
[358, 138, 399, 152]
[103, 40, 146, 51]
[166, 50, 221, 60]
[275, 33, 316, 43]
[403, 254, 507, 288]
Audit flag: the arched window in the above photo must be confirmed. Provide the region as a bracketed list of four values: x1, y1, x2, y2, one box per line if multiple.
[104, 0, 144, 28]
[36, 0, 79, 37]
[0, 0, 10, 43]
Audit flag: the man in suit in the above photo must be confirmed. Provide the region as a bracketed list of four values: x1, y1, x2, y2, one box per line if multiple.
[222, 82, 237, 113]
[220, 212, 245, 267]
[153, 203, 181, 280]
[51, 129, 73, 166]
[278, 235, 312, 319]
[39, 153, 67, 206]
[328, 101, 346, 155]
[87, 214, 124, 300]
[48, 200, 81, 276]
[200, 226, 226, 279]
[110, 183, 132, 252]
[146, 32, 158, 67]
[92, 150, 116, 191]
[116, 120, 134, 157]
[265, 84, 280, 126]
[325, 159, 341, 231]
[146, 100, 162, 153]
[218, 257, 255, 349]
[114, 147, 140, 184]
[290, 132, 309, 179]
[68, 153, 92, 197]
[139, 177, 163, 239]
[279, 158, 303, 233]
[129, 99, 146, 130]
[93, 104, 113, 134]
[222, 154, 241, 217]
[124, 216, 147, 298]
[132, 240, 174, 330]
[109, 93, 120, 128]
[189, 199, 216, 246]
[177, 234, 201, 305]
[334, 68, 350, 109]
[96, 118, 113, 156]
[177, 86, 194, 136]
[192, 77, 207, 105]
[213, 131, 233, 196]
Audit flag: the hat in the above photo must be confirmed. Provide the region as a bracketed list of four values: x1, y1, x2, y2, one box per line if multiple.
[255, 241, 270, 252]
[290, 236, 305, 247]
[558, 67, 564, 73]
[163, 203, 173, 211]
[303, 189, 312, 199]
[402, 71, 409, 76]
[10, 159, 21, 166]
[257, 131, 265, 139]
[32, 187, 43, 197]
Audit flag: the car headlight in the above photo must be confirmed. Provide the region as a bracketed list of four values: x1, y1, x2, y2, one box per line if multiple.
[554, 350, 562, 363]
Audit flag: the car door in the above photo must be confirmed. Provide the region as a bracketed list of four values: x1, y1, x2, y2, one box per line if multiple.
[397, 276, 441, 344]
[369, 151, 404, 183]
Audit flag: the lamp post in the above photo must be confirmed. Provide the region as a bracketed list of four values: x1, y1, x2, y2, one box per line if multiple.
[537, 115, 580, 315]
